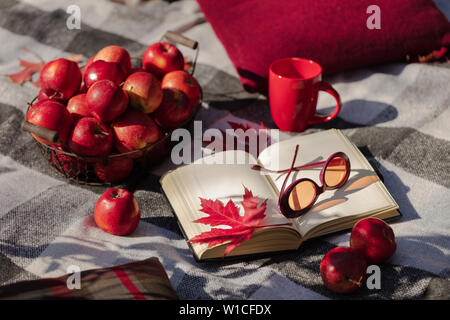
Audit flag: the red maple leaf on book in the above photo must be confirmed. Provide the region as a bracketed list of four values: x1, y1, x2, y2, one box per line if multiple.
[188, 186, 291, 256]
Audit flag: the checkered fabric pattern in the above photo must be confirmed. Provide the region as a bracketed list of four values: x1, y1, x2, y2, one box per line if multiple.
[0, 0, 449, 299]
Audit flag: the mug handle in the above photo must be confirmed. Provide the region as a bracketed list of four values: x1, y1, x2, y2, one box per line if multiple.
[308, 81, 342, 125]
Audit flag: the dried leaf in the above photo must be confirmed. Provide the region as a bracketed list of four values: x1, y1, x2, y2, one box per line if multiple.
[6, 59, 45, 86]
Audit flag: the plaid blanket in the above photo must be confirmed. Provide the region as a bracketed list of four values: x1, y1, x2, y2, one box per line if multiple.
[0, 0, 449, 300]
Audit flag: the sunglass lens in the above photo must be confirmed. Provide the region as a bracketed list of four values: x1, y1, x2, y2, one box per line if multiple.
[288, 180, 317, 211]
[324, 156, 348, 188]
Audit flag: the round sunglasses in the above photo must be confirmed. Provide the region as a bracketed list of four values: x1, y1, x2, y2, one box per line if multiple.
[253, 145, 351, 218]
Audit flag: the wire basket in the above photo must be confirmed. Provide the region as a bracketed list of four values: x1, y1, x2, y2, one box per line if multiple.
[21, 31, 201, 186]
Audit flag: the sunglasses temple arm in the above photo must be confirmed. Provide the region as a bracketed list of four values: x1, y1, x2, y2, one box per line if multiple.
[252, 159, 326, 173]
[279, 145, 300, 198]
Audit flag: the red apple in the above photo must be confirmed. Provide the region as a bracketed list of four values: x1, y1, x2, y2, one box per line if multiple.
[67, 94, 90, 121]
[350, 218, 396, 264]
[26, 100, 73, 145]
[162, 70, 200, 110]
[94, 188, 140, 236]
[112, 109, 162, 157]
[40, 58, 81, 100]
[81, 56, 95, 79]
[153, 88, 190, 129]
[95, 156, 133, 182]
[123, 72, 162, 113]
[320, 247, 367, 294]
[142, 42, 184, 79]
[51, 144, 87, 177]
[86, 80, 128, 122]
[83, 60, 126, 88]
[94, 45, 131, 75]
[37, 88, 65, 103]
[68, 117, 113, 157]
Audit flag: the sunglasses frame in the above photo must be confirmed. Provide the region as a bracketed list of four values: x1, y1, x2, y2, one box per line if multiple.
[278, 146, 351, 218]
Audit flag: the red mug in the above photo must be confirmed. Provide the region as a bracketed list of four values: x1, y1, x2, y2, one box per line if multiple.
[269, 57, 341, 132]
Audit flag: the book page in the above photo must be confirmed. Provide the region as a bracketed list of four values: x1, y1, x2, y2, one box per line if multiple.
[160, 150, 297, 255]
[258, 129, 398, 238]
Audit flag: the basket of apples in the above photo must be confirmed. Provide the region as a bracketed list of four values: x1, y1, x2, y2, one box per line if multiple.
[21, 31, 201, 185]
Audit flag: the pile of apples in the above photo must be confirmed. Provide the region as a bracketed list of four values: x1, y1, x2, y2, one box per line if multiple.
[320, 218, 397, 294]
[26, 42, 201, 183]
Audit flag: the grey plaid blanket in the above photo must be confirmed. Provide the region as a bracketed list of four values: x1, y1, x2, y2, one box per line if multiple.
[0, 0, 449, 300]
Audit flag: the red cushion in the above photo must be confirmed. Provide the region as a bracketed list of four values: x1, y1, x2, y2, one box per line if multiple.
[197, 0, 450, 93]
[0, 258, 178, 300]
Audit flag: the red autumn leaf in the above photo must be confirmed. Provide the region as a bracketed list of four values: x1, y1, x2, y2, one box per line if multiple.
[189, 226, 251, 250]
[5, 47, 45, 87]
[188, 186, 291, 256]
[408, 47, 448, 63]
[184, 56, 193, 71]
[418, 47, 447, 63]
[6, 59, 45, 86]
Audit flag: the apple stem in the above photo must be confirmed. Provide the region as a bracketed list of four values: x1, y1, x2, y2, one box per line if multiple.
[49, 91, 58, 99]
[110, 190, 121, 199]
[94, 126, 109, 136]
[347, 275, 363, 287]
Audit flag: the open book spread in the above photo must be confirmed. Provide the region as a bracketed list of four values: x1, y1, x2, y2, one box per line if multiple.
[160, 129, 399, 260]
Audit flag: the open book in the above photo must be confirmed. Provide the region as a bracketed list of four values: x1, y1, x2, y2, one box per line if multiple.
[160, 129, 400, 261]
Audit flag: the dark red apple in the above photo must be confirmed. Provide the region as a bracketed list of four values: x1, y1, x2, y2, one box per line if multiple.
[94, 45, 131, 75]
[67, 94, 90, 121]
[26, 100, 73, 145]
[95, 156, 133, 182]
[142, 42, 184, 79]
[40, 58, 81, 100]
[153, 88, 190, 129]
[350, 218, 396, 264]
[83, 60, 126, 88]
[320, 246, 367, 294]
[68, 117, 113, 157]
[86, 80, 128, 122]
[94, 188, 140, 236]
[37, 88, 65, 103]
[162, 70, 200, 110]
[112, 109, 162, 157]
[51, 144, 87, 177]
[123, 72, 162, 113]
